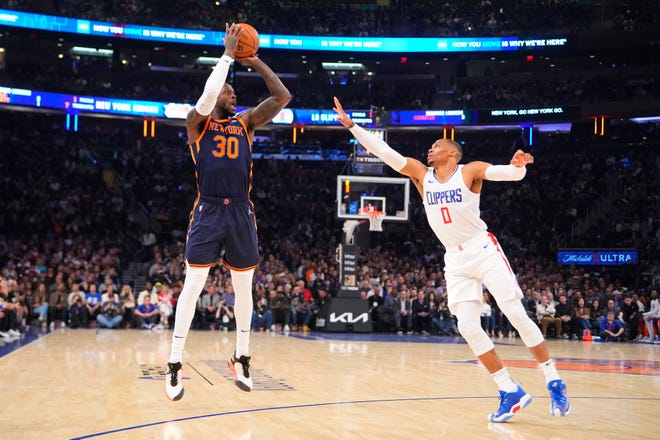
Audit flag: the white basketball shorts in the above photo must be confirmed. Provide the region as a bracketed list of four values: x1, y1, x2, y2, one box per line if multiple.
[444, 231, 523, 315]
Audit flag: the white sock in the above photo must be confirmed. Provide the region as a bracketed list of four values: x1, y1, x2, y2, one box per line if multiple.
[539, 358, 561, 383]
[168, 264, 210, 364]
[491, 368, 518, 392]
[231, 268, 255, 358]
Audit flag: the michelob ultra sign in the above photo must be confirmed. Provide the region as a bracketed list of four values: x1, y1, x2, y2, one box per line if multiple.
[557, 249, 638, 266]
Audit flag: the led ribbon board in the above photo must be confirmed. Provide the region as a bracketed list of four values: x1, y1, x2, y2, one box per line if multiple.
[0, 85, 577, 127]
[0, 9, 567, 53]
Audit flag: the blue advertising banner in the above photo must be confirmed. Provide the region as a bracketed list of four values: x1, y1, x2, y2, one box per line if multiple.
[0, 86, 183, 118]
[557, 250, 638, 266]
[0, 8, 568, 53]
[0, 85, 573, 127]
[0, 85, 378, 124]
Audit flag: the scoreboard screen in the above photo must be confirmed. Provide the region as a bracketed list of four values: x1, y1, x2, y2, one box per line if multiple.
[353, 128, 386, 164]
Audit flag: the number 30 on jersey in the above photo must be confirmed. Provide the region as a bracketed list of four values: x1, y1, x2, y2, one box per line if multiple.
[212, 135, 239, 159]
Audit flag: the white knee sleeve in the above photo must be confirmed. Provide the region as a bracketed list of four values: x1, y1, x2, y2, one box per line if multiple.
[454, 301, 495, 356]
[172, 264, 209, 337]
[231, 269, 255, 357]
[499, 298, 544, 347]
[231, 269, 254, 329]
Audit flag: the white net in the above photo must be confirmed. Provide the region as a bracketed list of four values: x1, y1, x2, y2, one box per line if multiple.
[366, 211, 384, 232]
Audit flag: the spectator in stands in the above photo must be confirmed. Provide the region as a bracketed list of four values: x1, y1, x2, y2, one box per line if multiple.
[98, 275, 116, 296]
[432, 297, 459, 336]
[270, 286, 291, 332]
[251, 290, 272, 332]
[85, 284, 102, 325]
[313, 287, 332, 330]
[393, 288, 413, 335]
[6, 279, 28, 330]
[48, 283, 68, 329]
[412, 290, 431, 335]
[215, 298, 235, 331]
[290, 285, 310, 331]
[96, 294, 123, 329]
[220, 282, 236, 308]
[68, 283, 86, 308]
[573, 297, 592, 339]
[119, 284, 136, 329]
[156, 282, 174, 330]
[31, 282, 50, 327]
[68, 292, 87, 329]
[600, 311, 625, 342]
[137, 281, 158, 305]
[521, 289, 538, 324]
[140, 227, 157, 258]
[367, 282, 386, 332]
[603, 299, 623, 326]
[198, 283, 221, 330]
[536, 295, 561, 339]
[620, 294, 640, 341]
[134, 294, 160, 329]
[101, 283, 118, 303]
[0, 278, 21, 339]
[555, 294, 575, 339]
[589, 298, 604, 335]
[148, 257, 167, 284]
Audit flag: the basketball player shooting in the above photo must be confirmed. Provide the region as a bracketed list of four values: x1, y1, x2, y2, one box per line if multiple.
[332, 96, 570, 423]
[165, 23, 291, 401]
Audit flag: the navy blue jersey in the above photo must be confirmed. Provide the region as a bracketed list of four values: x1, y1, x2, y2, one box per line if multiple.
[189, 115, 253, 199]
[185, 114, 259, 270]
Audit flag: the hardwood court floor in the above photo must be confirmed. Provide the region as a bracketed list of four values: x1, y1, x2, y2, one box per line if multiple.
[1, 328, 658, 440]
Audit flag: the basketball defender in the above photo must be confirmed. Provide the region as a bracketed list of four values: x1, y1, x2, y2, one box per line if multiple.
[332, 97, 570, 422]
[165, 23, 291, 400]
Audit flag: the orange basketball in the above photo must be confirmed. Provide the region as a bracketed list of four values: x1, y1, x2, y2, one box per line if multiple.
[234, 23, 259, 58]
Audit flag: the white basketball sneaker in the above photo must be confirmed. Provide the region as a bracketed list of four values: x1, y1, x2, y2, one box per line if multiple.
[165, 362, 184, 401]
[228, 352, 253, 392]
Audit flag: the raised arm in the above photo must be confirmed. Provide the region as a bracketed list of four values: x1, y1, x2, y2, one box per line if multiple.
[186, 23, 241, 142]
[464, 150, 534, 181]
[459, 149, 533, 192]
[236, 57, 292, 136]
[332, 97, 427, 188]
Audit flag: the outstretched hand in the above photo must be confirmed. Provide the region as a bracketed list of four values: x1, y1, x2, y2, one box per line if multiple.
[510, 149, 534, 167]
[222, 23, 242, 59]
[332, 96, 354, 128]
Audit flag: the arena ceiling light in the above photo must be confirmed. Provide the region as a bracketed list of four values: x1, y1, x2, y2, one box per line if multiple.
[322, 62, 365, 71]
[196, 56, 229, 65]
[70, 46, 113, 57]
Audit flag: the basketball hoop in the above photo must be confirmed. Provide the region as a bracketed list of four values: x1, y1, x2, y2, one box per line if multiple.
[365, 210, 385, 232]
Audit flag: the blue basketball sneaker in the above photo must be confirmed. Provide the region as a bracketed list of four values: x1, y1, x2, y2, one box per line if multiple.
[488, 384, 532, 423]
[548, 379, 571, 416]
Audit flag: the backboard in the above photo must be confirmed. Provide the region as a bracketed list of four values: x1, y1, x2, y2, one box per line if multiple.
[336, 175, 410, 222]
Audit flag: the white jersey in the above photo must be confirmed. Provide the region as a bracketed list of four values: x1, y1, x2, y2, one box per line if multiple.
[422, 165, 487, 248]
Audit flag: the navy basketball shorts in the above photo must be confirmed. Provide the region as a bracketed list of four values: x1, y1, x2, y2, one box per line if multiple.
[185, 196, 259, 270]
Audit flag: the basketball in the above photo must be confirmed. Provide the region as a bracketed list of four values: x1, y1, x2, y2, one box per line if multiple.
[235, 23, 259, 58]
